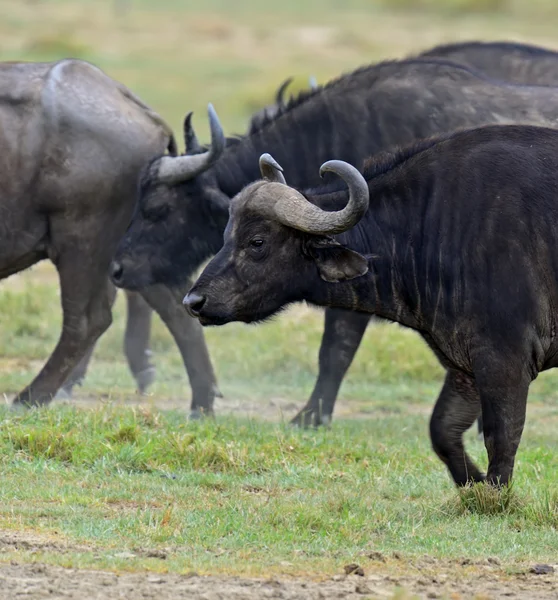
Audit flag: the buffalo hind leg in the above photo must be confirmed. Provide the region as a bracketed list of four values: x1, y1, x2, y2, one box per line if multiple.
[473, 352, 530, 487]
[124, 291, 155, 393]
[58, 290, 154, 397]
[13, 255, 114, 407]
[430, 369, 484, 486]
[140, 283, 219, 418]
[291, 309, 370, 427]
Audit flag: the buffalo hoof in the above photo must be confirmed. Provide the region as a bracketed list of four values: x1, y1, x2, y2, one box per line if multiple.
[12, 391, 53, 409]
[135, 367, 156, 395]
[290, 410, 332, 429]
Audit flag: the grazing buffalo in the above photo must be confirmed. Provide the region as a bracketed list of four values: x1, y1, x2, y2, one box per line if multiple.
[112, 45, 558, 426]
[185, 124, 558, 488]
[0, 59, 219, 412]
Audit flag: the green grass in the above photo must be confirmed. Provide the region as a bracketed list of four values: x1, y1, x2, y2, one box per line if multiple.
[0, 0, 558, 580]
[0, 277, 556, 576]
[0, 405, 556, 576]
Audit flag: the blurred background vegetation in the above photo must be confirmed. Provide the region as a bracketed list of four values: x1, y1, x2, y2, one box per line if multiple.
[1, 0, 558, 412]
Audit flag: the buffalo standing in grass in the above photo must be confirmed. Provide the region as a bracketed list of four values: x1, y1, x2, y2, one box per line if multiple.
[185, 124, 558, 488]
[0, 59, 219, 411]
[113, 43, 558, 426]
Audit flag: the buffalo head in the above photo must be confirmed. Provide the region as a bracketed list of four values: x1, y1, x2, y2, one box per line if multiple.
[184, 154, 369, 325]
[111, 105, 230, 290]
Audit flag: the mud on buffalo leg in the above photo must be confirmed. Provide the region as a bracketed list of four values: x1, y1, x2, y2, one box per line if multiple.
[140, 283, 219, 417]
[123, 291, 155, 393]
[429, 369, 484, 486]
[13, 256, 115, 407]
[472, 353, 530, 487]
[291, 309, 370, 427]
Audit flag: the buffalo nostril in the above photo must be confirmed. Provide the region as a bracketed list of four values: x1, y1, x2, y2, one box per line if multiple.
[183, 292, 206, 317]
[110, 261, 124, 284]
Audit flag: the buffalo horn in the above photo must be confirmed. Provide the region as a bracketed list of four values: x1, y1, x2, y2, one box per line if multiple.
[275, 77, 293, 106]
[259, 153, 287, 185]
[257, 156, 368, 235]
[183, 111, 201, 153]
[157, 104, 225, 185]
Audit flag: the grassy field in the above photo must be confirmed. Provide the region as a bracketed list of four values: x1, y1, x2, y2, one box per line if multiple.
[0, 0, 557, 592]
[0, 403, 556, 577]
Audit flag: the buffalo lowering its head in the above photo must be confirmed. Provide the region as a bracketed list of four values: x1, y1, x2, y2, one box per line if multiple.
[111, 105, 230, 290]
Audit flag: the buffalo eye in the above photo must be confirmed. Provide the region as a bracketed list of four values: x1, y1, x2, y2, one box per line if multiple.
[248, 237, 266, 257]
[250, 238, 264, 249]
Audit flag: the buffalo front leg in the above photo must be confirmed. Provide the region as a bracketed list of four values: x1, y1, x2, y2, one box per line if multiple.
[123, 291, 155, 394]
[291, 309, 370, 427]
[473, 353, 530, 487]
[429, 369, 484, 486]
[13, 256, 114, 407]
[140, 283, 219, 418]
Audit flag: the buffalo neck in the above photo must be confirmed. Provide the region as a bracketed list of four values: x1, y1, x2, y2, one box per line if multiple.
[303, 156, 456, 334]
[208, 61, 558, 218]
[207, 57, 558, 229]
[209, 59, 490, 202]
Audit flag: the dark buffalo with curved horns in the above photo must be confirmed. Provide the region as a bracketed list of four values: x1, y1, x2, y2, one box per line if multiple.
[186, 123, 558, 489]
[113, 41, 558, 426]
[0, 59, 219, 411]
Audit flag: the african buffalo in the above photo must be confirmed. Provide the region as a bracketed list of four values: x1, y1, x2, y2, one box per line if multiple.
[112, 44, 558, 426]
[186, 124, 558, 488]
[0, 59, 218, 412]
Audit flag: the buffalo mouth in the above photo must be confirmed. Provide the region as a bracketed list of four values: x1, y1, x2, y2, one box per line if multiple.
[194, 306, 261, 326]
[197, 313, 233, 326]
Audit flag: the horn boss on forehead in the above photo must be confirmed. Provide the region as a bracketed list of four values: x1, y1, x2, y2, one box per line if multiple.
[255, 154, 369, 235]
[157, 103, 226, 185]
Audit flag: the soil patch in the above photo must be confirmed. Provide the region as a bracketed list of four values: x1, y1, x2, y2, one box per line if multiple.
[1, 555, 557, 599]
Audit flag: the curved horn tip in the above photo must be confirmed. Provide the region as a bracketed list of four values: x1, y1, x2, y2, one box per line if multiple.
[205, 103, 226, 158]
[260, 153, 284, 173]
[207, 103, 219, 121]
[259, 153, 286, 184]
[319, 159, 359, 179]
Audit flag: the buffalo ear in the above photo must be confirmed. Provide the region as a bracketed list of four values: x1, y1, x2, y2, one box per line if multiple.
[306, 237, 369, 283]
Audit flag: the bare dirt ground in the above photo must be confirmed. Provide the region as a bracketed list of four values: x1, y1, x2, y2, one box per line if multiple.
[1, 532, 557, 600]
[49, 391, 414, 424]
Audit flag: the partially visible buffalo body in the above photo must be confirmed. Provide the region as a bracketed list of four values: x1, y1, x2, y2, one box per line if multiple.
[113, 41, 558, 426]
[186, 124, 558, 489]
[419, 40, 558, 82]
[0, 59, 219, 411]
[300, 39, 558, 430]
